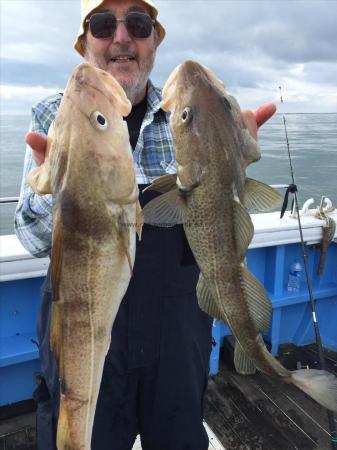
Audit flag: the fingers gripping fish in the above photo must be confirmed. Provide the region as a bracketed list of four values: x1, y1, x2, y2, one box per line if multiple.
[143, 60, 337, 413]
[27, 62, 142, 450]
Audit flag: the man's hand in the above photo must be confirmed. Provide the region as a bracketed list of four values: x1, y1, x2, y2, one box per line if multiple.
[25, 132, 47, 166]
[241, 103, 276, 140]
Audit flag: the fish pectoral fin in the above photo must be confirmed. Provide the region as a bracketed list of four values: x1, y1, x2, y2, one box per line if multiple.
[142, 189, 185, 227]
[51, 210, 63, 302]
[197, 274, 225, 322]
[49, 211, 65, 378]
[115, 208, 133, 276]
[142, 174, 178, 194]
[241, 266, 272, 332]
[234, 201, 254, 260]
[234, 342, 256, 375]
[50, 301, 63, 365]
[244, 178, 283, 212]
[26, 163, 52, 195]
[136, 201, 144, 241]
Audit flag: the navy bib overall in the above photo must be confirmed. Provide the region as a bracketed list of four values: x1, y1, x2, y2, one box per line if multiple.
[34, 186, 212, 450]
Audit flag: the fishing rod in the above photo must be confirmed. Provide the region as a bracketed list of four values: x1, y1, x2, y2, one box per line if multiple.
[278, 86, 337, 450]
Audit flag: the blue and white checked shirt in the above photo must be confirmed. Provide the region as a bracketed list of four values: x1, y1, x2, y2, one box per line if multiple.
[14, 80, 176, 258]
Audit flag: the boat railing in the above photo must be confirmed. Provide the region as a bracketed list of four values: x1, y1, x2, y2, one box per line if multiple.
[0, 185, 289, 205]
[0, 197, 19, 204]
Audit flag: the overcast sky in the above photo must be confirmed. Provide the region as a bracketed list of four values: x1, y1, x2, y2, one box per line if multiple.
[1, 0, 337, 115]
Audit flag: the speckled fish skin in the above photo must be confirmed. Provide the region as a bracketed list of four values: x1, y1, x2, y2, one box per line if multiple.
[143, 60, 337, 413]
[164, 61, 286, 377]
[27, 62, 141, 449]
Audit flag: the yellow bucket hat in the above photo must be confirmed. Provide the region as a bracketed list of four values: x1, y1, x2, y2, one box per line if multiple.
[74, 0, 166, 56]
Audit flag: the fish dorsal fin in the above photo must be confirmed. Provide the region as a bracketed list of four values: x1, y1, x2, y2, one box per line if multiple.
[197, 274, 260, 377]
[197, 273, 225, 321]
[233, 200, 254, 260]
[198, 265, 271, 334]
[234, 266, 272, 375]
[197, 268, 258, 375]
[197, 271, 257, 375]
[143, 189, 185, 227]
[241, 265, 272, 332]
[143, 174, 178, 194]
[244, 178, 283, 212]
[197, 266, 268, 376]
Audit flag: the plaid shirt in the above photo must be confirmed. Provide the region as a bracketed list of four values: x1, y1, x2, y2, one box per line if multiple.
[14, 80, 175, 257]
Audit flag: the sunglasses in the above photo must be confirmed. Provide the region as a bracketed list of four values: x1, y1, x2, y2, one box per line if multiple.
[85, 11, 155, 40]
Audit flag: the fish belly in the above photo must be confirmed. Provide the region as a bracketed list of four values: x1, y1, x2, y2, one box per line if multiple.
[54, 221, 135, 450]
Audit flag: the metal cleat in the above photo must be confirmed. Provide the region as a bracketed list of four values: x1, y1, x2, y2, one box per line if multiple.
[289, 198, 314, 218]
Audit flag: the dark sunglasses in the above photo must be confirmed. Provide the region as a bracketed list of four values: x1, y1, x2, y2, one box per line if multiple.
[85, 11, 155, 40]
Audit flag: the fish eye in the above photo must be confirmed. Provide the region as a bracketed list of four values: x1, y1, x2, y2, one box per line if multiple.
[181, 107, 192, 123]
[90, 111, 108, 131]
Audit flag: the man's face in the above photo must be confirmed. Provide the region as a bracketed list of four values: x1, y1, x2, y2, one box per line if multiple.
[84, 0, 158, 105]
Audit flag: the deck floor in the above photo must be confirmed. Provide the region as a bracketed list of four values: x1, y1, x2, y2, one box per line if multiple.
[132, 423, 225, 449]
[1, 343, 336, 449]
[204, 341, 337, 450]
[0, 414, 224, 450]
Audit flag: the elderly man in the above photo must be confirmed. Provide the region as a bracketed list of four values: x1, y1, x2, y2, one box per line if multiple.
[15, 1, 275, 449]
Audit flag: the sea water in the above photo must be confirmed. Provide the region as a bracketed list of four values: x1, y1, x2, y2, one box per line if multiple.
[0, 113, 336, 235]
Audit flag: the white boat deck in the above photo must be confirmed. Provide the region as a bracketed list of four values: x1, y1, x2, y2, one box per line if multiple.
[132, 422, 225, 449]
[1, 208, 337, 282]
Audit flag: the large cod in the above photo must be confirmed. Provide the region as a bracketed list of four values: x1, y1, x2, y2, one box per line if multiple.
[28, 62, 142, 449]
[143, 60, 337, 413]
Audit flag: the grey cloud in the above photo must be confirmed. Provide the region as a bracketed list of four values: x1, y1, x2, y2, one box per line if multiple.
[298, 61, 337, 86]
[1, 0, 81, 73]
[1, 0, 337, 113]
[1, 58, 73, 88]
[157, 1, 337, 65]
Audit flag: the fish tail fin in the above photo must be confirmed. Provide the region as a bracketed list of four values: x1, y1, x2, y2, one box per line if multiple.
[291, 369, 337, 412]
[57, 400, 73, 450]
